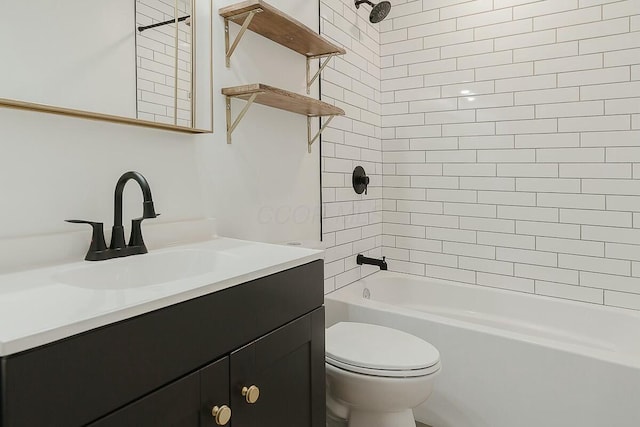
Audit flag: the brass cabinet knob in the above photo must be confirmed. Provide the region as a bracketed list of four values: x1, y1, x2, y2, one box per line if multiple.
[211, 405, 232, 425]
[241, 385, 260, 404]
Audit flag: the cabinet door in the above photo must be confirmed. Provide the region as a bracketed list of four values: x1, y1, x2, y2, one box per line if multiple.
[201, 357, 231, 427]
[88, 371, 200, 427]
[230, 308, 325, 427]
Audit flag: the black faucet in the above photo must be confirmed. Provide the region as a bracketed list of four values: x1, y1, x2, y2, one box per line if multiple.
[357, 254, 388, 270]
[67, 171, 159, 261]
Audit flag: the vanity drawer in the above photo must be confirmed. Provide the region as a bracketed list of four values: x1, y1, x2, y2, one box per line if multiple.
[88, 371, 201, 427]
[0, 260, 323, 427]
[88, 356, 230, 427]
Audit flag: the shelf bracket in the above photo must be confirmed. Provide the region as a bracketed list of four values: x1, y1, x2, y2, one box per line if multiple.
[226, 93, 259, 144]
[224, 9, 262, 67]
[306, 53, 338, 94]
[307, 115, 336, 153]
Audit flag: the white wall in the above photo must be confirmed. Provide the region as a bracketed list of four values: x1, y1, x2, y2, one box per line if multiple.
[0, 0, 320, 268]
[379, 0, 640, 310]
[200, 0, 321, 244]
[0, 0, 136, 117]
[320, 0, 384, 294]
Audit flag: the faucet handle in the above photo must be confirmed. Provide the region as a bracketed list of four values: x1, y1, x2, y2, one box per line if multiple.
[65, 220, 107, 260]
[128, 214, 159, 249]
[66, 219, 101, 225]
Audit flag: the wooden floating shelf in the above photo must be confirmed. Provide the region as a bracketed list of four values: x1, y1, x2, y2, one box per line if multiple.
[222, 84, 345, 151]
[222, 84, 344, 116]
[219, 0, 346, 93]
[219, 1, 349, 152]
[219, 0, 346, 59]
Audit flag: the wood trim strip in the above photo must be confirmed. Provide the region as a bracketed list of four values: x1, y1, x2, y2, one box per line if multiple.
[0, 98, 212, 134]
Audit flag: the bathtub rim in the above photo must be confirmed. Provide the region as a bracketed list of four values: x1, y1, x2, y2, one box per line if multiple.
[325, 270, 640, 370]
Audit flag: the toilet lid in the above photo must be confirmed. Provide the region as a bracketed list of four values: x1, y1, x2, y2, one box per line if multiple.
[325, 322, 440, 375]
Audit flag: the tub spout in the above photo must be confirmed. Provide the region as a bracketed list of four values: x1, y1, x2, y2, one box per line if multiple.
[357, 254, 388, 270]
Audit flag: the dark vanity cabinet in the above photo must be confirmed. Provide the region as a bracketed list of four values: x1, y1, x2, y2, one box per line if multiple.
[0, 260, 325, 427]
[87, 356, 230, 427]
[230, 309, 325, 427]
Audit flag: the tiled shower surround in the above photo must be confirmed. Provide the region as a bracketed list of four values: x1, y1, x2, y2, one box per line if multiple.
[321, 0, 640, 311]
[320, 0, 384, 294]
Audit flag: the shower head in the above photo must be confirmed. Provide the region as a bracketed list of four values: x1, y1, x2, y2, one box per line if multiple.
[370, 1, 391, 23]
[355, 0, 392, 23]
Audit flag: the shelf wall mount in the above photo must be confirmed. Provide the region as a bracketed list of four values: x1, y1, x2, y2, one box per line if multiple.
[225, 93, 259, 144]
[222, 84, 345, 151]
[306, 53, 339, 95]
[307, 116, 336, 153]
[224, 9, 263, 67]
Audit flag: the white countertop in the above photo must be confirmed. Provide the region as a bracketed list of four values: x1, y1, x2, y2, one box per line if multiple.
[0, 237, 323, 356]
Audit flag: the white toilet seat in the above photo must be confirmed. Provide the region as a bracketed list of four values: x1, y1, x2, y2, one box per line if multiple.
[326, 355, 441, 378]
[325, 322, 441, 378]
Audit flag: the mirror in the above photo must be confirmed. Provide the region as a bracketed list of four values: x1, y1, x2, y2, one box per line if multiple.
[136, 0, 193, 127]
[0, 0, 212, 133]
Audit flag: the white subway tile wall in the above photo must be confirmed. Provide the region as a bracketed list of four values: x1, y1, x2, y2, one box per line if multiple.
[321, 0, 383, 294]
[321, 0, 640, 311]
[376, 0, 640, 310]
[136, 0, 192, 126]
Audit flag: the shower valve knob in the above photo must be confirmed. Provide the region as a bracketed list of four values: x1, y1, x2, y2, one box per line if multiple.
[353, 166, 370, 195]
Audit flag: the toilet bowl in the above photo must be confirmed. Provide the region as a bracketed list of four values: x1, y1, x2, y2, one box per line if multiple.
[325, 322, 441, 427]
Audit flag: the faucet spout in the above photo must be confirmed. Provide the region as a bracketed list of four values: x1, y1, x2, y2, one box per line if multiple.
[356, 254, 388, 270]
[111, 171, 158, 250]
[113, 171, 156, 227]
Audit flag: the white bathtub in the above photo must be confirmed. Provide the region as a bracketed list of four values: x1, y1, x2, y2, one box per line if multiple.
[324, 271, 640, 427]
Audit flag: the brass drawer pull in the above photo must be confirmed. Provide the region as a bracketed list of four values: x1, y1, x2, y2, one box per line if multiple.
[211, 405, 232, 425]
[241, 385, 260, 404]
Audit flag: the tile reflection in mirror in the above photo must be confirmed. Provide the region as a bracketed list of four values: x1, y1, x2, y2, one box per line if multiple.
[136, 0, 194, 127]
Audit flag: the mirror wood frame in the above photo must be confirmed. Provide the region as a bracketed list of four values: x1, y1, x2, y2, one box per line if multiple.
[0, 0, 213, 134]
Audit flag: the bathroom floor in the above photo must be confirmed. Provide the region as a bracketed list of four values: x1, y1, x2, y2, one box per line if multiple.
[328, 416, 431, 427]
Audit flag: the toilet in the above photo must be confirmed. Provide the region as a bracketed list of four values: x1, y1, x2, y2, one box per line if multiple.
[325, 322, 441, 427]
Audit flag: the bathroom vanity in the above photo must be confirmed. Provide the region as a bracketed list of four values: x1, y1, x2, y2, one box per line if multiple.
[0, 238, 325, 427]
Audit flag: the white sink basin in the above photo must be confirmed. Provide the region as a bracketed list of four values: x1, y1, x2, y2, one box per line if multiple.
[52, 249, 226, 289]
[0, 233, 324, 356]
